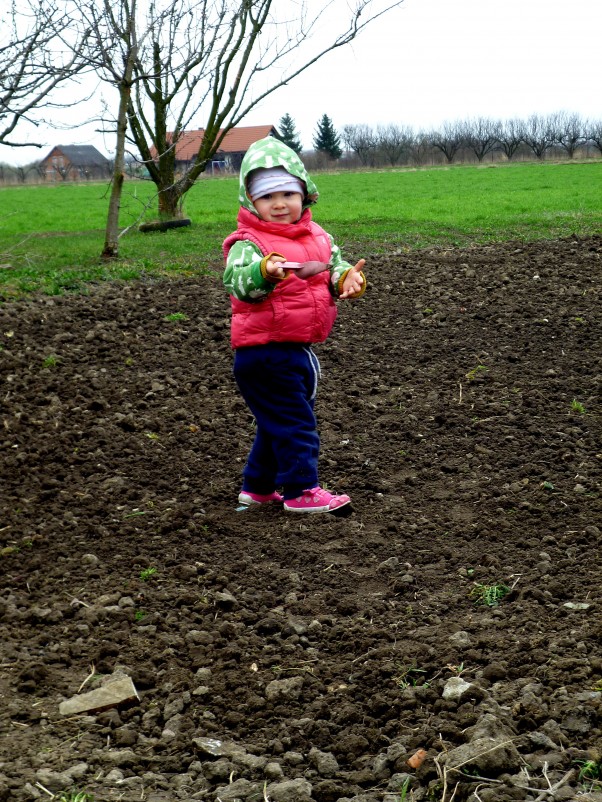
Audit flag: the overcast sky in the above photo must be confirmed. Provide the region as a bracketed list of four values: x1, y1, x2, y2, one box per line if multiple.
[4, 0, 601, 165]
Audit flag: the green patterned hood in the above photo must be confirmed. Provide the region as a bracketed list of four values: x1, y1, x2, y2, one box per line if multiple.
[238, 136, 318, 215]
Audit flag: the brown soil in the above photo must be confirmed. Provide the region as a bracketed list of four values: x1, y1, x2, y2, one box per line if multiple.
[1, 237, 601, 802]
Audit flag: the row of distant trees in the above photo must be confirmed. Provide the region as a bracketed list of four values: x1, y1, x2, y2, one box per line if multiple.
[280, 112, 602, 166]
[2, 108, 601, 186]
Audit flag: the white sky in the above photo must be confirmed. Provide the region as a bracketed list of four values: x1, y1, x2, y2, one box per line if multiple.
[4, 0, 601, 165]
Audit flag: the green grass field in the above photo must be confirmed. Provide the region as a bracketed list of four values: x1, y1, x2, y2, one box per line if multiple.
[0, 160, 601, 298]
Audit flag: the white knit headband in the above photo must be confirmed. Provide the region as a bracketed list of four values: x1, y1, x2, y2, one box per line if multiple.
[247, 167, 305, 201]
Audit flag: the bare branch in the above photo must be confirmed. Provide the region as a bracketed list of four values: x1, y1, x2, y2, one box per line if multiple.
[0, 0, 90, 147]
[79, 0, 405, 220]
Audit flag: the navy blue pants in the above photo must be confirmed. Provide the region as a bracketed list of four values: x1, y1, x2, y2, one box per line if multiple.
[233, 343, 321, 500]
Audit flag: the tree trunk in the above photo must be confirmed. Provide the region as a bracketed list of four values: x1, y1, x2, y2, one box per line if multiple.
[101, 0, 137, 260]
[102, 76, 133, 259]
[157, 183, 184, 221]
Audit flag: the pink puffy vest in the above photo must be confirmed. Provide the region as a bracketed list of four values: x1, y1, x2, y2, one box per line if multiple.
[223, 208, 338, 348]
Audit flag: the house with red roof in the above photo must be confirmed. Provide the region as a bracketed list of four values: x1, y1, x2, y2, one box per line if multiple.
[150, 125, 279, 173]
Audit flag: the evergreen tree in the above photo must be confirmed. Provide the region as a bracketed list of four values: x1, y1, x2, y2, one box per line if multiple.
[278, 113, 302, 154]
[313, 114, 342, 160]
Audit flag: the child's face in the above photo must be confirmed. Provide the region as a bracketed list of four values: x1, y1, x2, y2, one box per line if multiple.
[253, 191, 303, 225]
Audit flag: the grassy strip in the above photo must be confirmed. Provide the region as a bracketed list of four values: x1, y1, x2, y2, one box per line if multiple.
[1, 160, 601, 298]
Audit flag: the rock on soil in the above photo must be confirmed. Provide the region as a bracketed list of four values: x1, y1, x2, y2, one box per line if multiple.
[1, 237, 601, 802]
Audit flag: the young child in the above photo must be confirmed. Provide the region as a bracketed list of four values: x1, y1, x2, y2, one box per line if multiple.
[223, 136, 366, 514]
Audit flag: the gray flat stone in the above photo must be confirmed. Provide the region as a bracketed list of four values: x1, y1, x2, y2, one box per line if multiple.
[59, 675, 139, 716]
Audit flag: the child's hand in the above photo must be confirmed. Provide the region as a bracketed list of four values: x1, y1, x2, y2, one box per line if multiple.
[265, 258, 289, 280]
[340, 259, 366, 299]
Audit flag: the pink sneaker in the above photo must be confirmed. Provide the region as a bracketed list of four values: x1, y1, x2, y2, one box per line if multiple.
[238, 490, 283, 506]
[283, 486, 351, 514]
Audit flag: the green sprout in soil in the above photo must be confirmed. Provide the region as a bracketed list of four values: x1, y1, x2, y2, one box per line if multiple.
[571, 398, 586, 414]
[123, 509, 147, 520]
[575, 757, 602, 783]
[163, 312, 189, 322]
[57, 791, 94, 802]
[465, 364, 488, 382]
[470, 582, 510, 607]
[541, 481, 555, 491]
[139, 567, 157, 581]
[446, 662, 467, 676]
[393, 663, 428, 689]
[396, 777, 412, 801]
[42, 354, 59, 368]
[134, 609, 146, 621]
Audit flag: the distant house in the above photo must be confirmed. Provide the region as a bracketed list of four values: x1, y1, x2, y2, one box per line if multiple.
[149, 125, 279, 173]
[39, 145, 111, 182]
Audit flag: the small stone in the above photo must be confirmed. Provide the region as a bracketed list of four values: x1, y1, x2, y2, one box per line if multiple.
[213, 778, 260, 802]
[283, 751, 305, 766]
[118, 596, 136, 608]
[59, 675, 139, 715]
[309, 746, 339, 777]
[163, 696, 185, 719]
[378, 557, 401, 569]
[105, 768, 125, 782]
[265, 676, 304, 702]
[265, 762, 285, 780]
[442, 737, 521, 774]
[202, 758, 234, 783]
[266, 778, 313, 802]
[92, 748, 137, 768]
[192, 738, 245, 758]
[34, 769, 74, 792]
[214, 590, 237, 609]
[449, 630, 472, 648]
[442, 677, 473, 701]
[464, 714, 515, 741]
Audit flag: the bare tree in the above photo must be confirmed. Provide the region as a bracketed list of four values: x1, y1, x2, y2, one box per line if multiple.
[461, 116, 501, 163]
[342, 124, 378, 166]
[430, 120, 464, 164]
[13, 162, 38, 183]
[522, 113, 558, 160]
[497, 117, 525, 161]
[584, 118, 602, 156]
[554, 111, 585, 159]
[376, 123, 414, 166]
[0, 0, 89, 148]
[77, 0, 147, 257]
[410, 130, 430, 166]
[33, 161, 47, 181]
[12, 164, 34, 184]
[82, 0, 405, 222]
